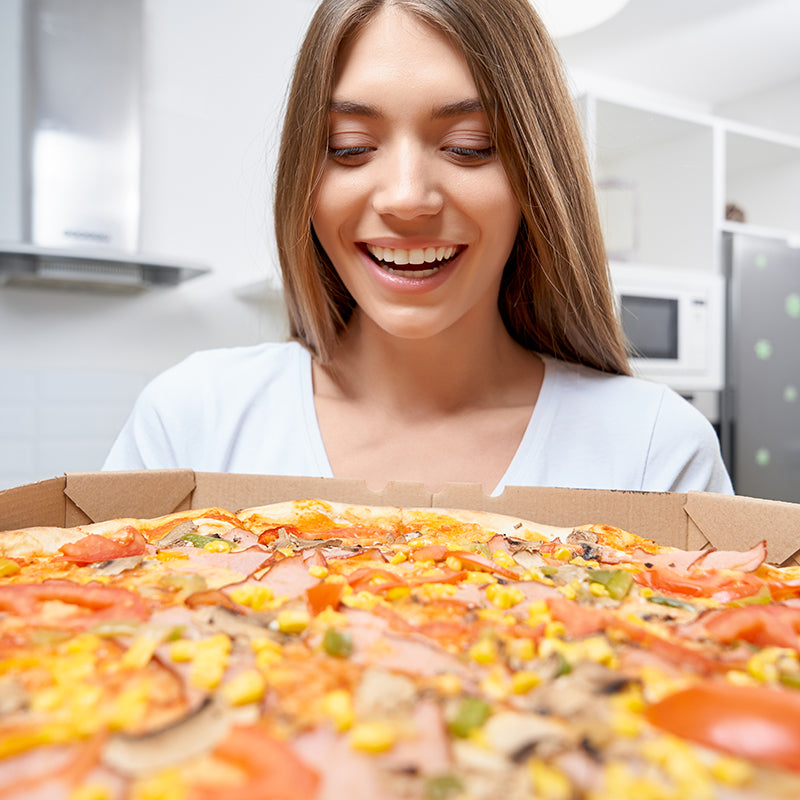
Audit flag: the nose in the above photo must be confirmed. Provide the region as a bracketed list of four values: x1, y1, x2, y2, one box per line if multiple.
[371, 140, 443, 220]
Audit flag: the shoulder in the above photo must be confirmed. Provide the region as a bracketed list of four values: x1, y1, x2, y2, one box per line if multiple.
[541, 356, 670, 409]
[536, 357, 732, 493]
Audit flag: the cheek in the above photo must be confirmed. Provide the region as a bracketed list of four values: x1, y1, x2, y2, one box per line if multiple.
[311, 173, 363, 250]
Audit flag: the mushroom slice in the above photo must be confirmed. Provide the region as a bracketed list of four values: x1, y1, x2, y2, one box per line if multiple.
[103, 696, 231, 776]
[483, 711, 569, 761]
[156, 520, 198, 550]
[92, 555, 144, 575]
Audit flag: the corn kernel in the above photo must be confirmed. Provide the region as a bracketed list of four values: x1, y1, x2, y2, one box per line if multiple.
[486, 583, 524, 609]
[277, 608, 310, 634]
[308, 564, 329, 579]
[229, 583, 274, 611]
[349, 721, 397, 753]
[314, 607, 348, 628]
[554, 546, 572, 561]
[130, 769, 187, 800]
[445, 556, 463, 571]
[414, 582, 456, 600]
[726, 670, 757, 687]
[342, 590, 381, 610]
[385, 586, 411, 601]
[64, 634, 103, 655]
[492, 550, 516, 568]
[480, 666, 509, 700]
[322, 689, 354, 732]
[746, 646, 793, 684]
[507, 637, 536, 662]
[544, 621, 566, 639]
[588, 582, 610, 598]
[221, 669, 266, 706]
[0, 559, 21, 577]
[511, 670, 541, 694]
[169, 639, 197, 662]
[121, 635, 161, 670]
[108, 682, 150, 731]
[202, 539, 233, 553]
[431, 673, 462, 696]
[155, 550, 189, 561]
[529, 760, 572, 800]
[68, 783, 113, 800]
[710, 754, 753, 786]
[189, 634, 231, 690]
[557, 581, 579, 600]
[390, 551, 407, 565]
[468, 637, 498, 665]
[527, 599, 551, 625]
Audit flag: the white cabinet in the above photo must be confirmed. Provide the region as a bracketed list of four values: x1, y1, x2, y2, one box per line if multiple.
[578, 92, 800, 273]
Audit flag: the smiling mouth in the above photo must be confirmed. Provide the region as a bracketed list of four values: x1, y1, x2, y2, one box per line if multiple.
[364, 243, 463, 277]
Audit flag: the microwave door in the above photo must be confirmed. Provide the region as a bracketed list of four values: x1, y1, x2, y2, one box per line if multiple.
[620, 294, 679, 361]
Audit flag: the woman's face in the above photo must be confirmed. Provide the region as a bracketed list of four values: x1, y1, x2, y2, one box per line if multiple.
[311, 6, 521, 343]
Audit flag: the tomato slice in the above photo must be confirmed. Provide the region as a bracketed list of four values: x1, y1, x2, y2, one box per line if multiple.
[0, 579, 149, 625]
[646, 681, 800, 772]
[687, 605, 800, 653]
[58, 527, 146, 564]
[189, 724, 318, 800]
[306, 580, 346, 615]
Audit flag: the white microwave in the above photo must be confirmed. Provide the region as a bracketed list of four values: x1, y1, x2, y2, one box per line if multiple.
[609, 262, 725, 393]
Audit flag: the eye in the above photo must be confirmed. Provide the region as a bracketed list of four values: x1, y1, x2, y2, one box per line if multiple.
[328, 146, 374, 165]
[444, 145, 496, 164]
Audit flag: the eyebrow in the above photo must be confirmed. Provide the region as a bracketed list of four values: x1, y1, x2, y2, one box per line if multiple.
[328, 98, 485, 120]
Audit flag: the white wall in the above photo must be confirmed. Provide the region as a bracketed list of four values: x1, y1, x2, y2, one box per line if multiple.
[0, 1, 316, 489]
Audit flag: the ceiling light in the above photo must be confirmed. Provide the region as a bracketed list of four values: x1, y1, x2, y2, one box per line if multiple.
[531, 0, 631, 37]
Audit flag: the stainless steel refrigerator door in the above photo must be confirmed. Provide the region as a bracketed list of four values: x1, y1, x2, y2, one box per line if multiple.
[723, 232, 800, 502]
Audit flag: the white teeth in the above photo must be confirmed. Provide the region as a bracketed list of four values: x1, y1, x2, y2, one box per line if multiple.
[366, 244, 458, 266]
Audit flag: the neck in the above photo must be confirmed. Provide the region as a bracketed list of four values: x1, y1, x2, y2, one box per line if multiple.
[317, 309, 539, 419]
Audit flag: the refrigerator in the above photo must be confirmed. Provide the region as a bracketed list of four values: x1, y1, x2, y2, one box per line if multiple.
[721, 231, 800, 502]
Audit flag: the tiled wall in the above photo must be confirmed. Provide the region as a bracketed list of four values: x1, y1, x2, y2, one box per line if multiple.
[0, 367, 152, 491]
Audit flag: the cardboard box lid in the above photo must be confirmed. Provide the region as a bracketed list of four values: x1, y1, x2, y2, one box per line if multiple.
[1, 471, 799, 564]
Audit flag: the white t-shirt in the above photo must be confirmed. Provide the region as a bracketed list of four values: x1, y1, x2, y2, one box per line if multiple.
[103, 341, 733, 495]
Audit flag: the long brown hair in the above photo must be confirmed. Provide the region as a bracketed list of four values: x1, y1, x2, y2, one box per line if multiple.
[274, 0, 630, 375]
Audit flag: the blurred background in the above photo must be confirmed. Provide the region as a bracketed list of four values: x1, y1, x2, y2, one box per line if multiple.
[0, 0, 798, 500]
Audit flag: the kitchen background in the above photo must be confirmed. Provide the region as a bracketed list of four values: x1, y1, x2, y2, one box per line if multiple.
[0, 0, 798, 500]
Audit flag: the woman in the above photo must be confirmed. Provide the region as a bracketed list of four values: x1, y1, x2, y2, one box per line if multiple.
[104, 0, 732, 496]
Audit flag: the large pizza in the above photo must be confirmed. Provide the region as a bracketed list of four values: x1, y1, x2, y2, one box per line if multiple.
[1, 498, 799, 799]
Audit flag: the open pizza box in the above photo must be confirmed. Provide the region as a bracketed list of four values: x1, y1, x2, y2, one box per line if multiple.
[1, 469, 799, 566]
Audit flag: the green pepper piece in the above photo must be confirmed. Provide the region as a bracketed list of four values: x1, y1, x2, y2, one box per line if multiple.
[322, 628, 354, 658]
[448, 696, 491, 738]
[425, 774, 464, 799]
[180, 532, 232, 551]
[588, 568, 634, 600]
[646, 595, 697, 613]
[779, 671, 800, 690]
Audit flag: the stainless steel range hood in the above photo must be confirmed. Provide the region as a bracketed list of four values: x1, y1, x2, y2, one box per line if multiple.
[0, 0, 209, 291]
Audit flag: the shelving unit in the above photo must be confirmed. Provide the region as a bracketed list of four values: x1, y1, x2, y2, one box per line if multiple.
[579, 91, 800, 273]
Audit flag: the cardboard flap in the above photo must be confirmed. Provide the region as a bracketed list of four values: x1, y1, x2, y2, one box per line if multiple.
[685, 492, 800, 565]
[193, 474, 432, 512]
[0, 477, 67, 530]
[65, 470, 195, 525]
